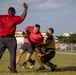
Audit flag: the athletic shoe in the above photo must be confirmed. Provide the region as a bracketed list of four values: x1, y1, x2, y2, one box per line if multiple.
[17, 62, 27, 69]
[37, 66, 45, 71]
[30, 60, 36, 69]
[8, 66, 17, 73]
[51, 64, 57, 72]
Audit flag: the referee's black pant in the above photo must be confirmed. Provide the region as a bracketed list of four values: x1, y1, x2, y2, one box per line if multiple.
[0, 36, 17, 72]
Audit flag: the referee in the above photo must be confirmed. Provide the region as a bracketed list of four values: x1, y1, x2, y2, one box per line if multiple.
[0, 2, 28, 73]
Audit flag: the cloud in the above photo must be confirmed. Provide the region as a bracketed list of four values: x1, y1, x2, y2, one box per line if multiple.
[29, 0, 72, 10]
[0, 0, 75, 13]
[53, 8, 76, 20]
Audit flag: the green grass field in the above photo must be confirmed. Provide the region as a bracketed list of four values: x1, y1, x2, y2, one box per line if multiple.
[0, 51, 76, 75]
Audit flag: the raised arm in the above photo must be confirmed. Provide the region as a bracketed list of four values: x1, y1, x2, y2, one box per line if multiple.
[21, 2, 28, 21]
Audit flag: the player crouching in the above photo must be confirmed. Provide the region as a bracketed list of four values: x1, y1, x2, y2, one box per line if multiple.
[35, 28, 57, 72]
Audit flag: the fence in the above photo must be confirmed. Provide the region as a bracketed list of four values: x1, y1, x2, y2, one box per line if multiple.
[56, 43, 76, 51]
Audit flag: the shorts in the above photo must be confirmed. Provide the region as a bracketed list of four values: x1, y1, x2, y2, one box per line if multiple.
[41, 51, 55, 63]
[20, 42, 35, 54]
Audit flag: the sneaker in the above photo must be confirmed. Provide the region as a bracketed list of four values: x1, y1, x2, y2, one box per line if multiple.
[30, 60, 36, 69]
[37, 66, 45, 71]
[8, 66, 17, 73]
[51, 64, 57, 72]
[17, 62, 27, 69]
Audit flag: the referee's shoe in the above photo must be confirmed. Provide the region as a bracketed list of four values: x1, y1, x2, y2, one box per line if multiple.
[8, 66, 17, 73]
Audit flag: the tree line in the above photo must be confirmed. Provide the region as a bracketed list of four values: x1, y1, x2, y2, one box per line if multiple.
[56, 33, 76, 44]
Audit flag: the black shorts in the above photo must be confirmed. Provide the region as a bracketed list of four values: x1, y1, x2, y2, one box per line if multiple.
[41, 51, 55, 63]
[20, 42, 35, 54]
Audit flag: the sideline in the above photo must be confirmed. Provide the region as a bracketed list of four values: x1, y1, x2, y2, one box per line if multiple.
[56, 52, 76, 55]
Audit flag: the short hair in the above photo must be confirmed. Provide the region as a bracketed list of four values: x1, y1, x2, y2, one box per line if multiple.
[35, 24, 40, 29]
[49, 28, 54, 34]
[26, 28, 30, 34]
[8, 7, 16, 13]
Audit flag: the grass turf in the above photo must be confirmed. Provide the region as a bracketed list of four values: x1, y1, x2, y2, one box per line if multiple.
[0, 51, 76, 75]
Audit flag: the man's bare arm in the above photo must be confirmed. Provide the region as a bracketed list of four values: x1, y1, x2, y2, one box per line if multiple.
[21, 2, 28, 21]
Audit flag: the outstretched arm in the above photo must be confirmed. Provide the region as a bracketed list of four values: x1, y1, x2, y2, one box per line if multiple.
[21, 2, 28, 21]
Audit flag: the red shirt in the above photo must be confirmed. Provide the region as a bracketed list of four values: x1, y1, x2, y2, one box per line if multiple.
[25, 26, 43, 45]
[0, 14, 23, 36]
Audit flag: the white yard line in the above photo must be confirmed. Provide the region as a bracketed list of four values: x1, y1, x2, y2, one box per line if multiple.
[56, 52, 76, 55]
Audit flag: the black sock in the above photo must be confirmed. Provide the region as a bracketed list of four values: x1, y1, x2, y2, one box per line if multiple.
[22, 62, 27, 65]
[41, 65, 44, 67]
[28, 58, 34, 63]
[51, 63, 53, 66]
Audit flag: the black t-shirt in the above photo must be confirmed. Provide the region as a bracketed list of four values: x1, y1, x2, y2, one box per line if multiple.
[46, 35, 53, 42]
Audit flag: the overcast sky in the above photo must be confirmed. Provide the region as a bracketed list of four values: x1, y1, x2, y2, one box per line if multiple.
[0, 0, 76, 35]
